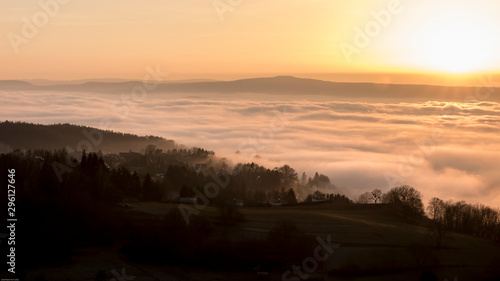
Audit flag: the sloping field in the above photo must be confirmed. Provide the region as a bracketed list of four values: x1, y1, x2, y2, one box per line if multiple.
[20, 202, 499, 281]
[129, 202, 500, 280]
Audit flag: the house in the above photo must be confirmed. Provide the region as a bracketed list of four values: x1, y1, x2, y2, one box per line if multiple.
[269, 198, 287, 207]
[226, 198, 244, 207]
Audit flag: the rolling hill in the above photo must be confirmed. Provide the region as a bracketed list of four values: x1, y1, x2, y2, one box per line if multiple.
[1, 76, 498, 102]
[0, 121, 179, 154]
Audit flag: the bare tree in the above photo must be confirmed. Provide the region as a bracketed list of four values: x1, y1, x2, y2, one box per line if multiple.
[427, 197, 447, 247]
[357, 191, 373, 203]
[427, 197, 445, 220]
[384, 185, 424, 223]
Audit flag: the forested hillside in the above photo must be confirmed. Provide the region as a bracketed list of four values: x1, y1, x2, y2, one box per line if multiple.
[0, 121, 178, 153]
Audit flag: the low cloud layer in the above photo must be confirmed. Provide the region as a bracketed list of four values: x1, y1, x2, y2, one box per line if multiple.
[1, 90, 499, 207]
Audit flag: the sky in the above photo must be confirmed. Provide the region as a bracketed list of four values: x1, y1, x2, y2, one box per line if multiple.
[2, 0, 500, 82]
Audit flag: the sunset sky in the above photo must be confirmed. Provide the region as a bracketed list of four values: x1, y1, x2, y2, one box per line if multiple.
[2, 0, 500, 83]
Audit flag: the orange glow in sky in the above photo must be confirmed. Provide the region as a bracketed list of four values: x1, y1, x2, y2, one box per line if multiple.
[1, 0, 500, 83]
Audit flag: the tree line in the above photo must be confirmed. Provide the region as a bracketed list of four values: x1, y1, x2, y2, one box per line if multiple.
[427, 197, 500, 245]
[0, 147, 349, 274]
[357, 186, 500, 243]
[0, 149, 350, 207]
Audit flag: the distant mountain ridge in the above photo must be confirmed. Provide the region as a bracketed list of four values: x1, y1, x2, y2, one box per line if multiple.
[1, 76, 499, 102]
[25, 78, 220, 86]
[0, 121, 179, 154]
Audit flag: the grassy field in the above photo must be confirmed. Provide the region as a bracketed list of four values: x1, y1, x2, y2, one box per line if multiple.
[19, 202, 500, 281]
[126, 202, 500, 281]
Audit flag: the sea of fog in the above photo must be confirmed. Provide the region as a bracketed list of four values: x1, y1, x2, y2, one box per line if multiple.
[2, 90, 500, 207]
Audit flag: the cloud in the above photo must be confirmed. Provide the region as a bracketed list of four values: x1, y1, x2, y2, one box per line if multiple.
[1, 90, 499, 208]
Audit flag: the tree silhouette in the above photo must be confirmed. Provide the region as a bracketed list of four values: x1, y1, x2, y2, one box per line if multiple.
[285, 188, 298, 204]
[358, 191, 372, 203]
[384, 185, 424, 223]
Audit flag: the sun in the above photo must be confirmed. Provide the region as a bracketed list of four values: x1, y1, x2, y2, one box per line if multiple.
[411, 12, 498, 74]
